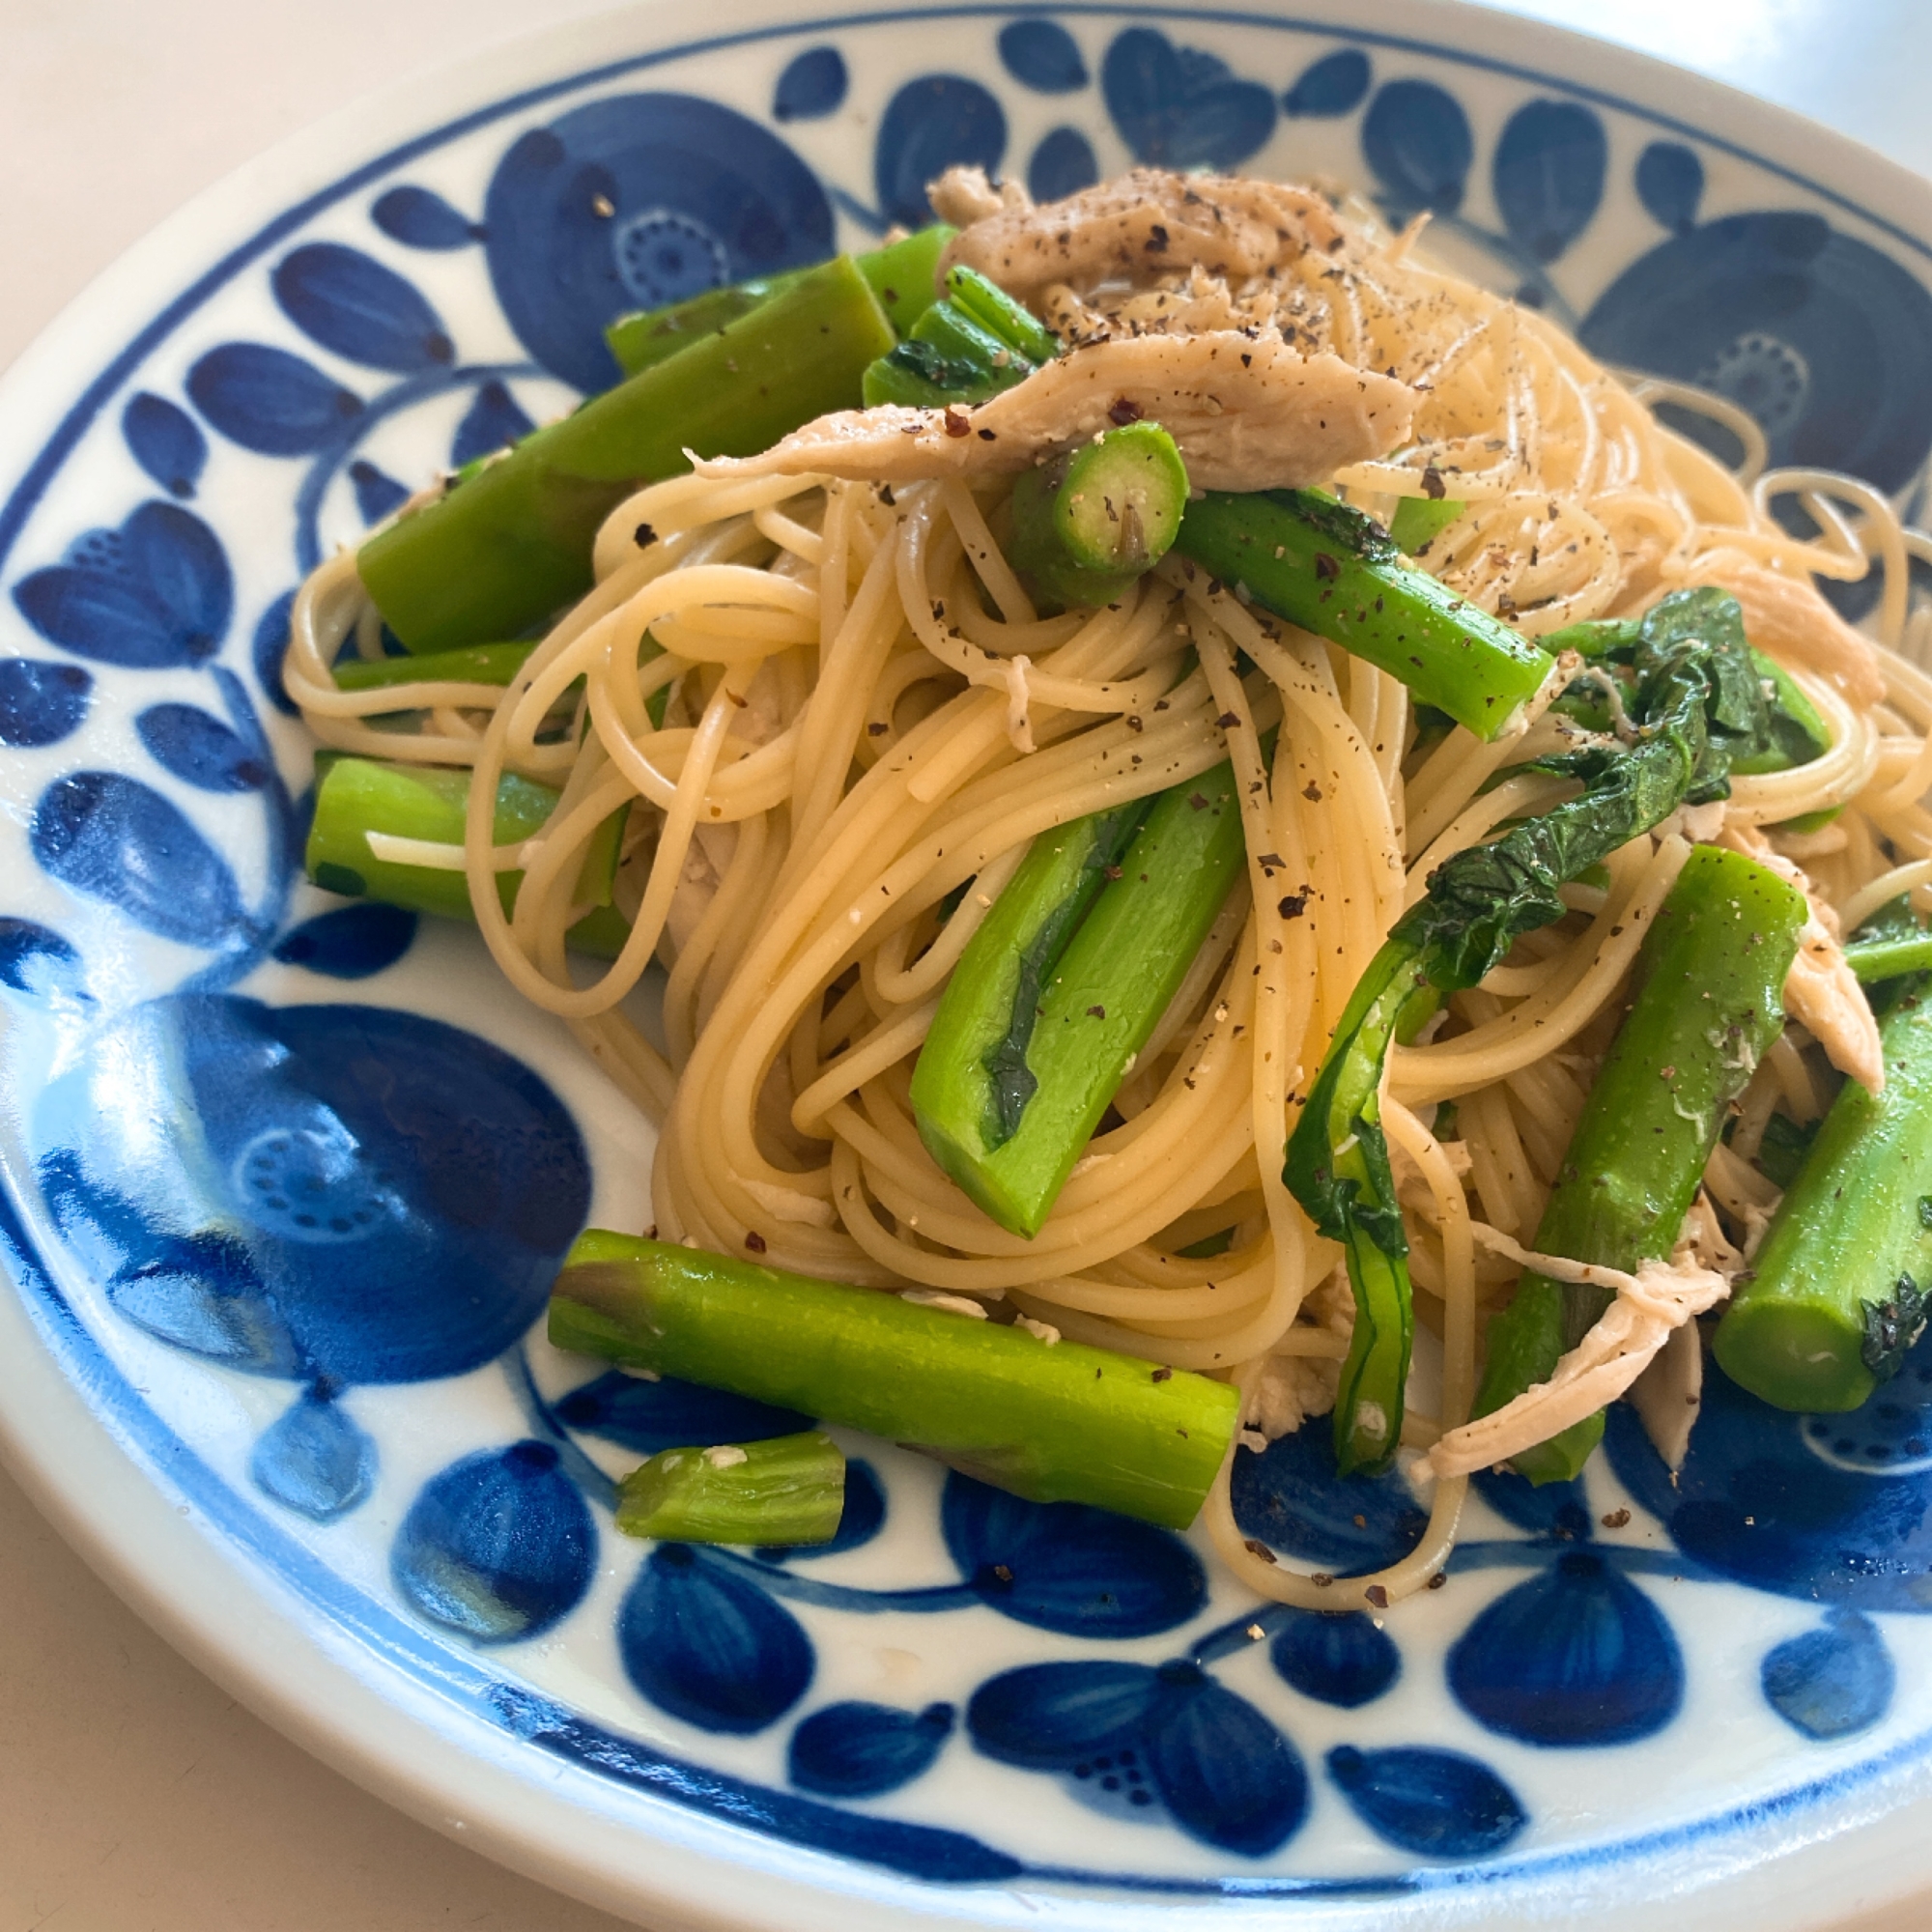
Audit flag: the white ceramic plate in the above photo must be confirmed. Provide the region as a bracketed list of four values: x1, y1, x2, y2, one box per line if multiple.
[6, 4, 1932, 1927]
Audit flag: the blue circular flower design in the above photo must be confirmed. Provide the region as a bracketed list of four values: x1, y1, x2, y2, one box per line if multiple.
[482, 93, 834, 393]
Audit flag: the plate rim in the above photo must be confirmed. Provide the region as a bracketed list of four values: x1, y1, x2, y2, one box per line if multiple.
[5, 3, 1932, 1926]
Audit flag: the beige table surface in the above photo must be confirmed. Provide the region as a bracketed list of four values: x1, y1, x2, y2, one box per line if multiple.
[6, 1, 1932, 1926]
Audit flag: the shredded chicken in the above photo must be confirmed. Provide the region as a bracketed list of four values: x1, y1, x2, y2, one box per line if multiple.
[1240, 1268, 1352, 1439]
[1421, 1223, 1732, 1481]
[1690, 549, 1885, 706]
[1722, 823, 1883, 1093]
[1628, 1194, 1736, 1469]
[696, 331, 1414, 495]
[935, 166, 1342, 299]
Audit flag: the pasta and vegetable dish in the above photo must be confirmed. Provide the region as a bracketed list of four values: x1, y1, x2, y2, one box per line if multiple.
[282, 165, 1932, 1607]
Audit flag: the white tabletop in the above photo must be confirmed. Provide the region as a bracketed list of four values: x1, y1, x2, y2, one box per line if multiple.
[4, 2, 1932, 1925]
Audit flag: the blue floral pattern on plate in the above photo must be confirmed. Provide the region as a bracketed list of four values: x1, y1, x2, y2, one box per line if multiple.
[5, 7, 1932, 1913]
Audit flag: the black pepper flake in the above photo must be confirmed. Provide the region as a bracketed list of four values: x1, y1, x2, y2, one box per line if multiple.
[1242, 1539, 1278, 1565]
[1302, 781, 1323, 803]
[633, 522, 657, 549]
[942, 407, 971, 439]
[1364, 1584, 1390, 1609]
[867, 721, 889, 735]
[1151, 1366, 1173, 1382]
[1188, 791, 1209, 810]
[744, 1231, 767, 1253]
[1278, 892, 1308, 920]
[1104, 864, 1122, 880]
[991, 1563, 1013, 1583]
[1125, 714, 1145, 732]
[1313, 552, 1341, 582]
[1602, 1508, 1632, 1529]
[1421, 465, 1447, 500]
[1311, 1572, 1334, 1589]
[1145, 223, 1170, 253]
[1257, 852, 1285, 871]
[978, 428, 997, 440]
[1108, 396, 1145, 426]
[1088, 1004, 1107, 1019]
[1215, 711, 1240, 728]
[1427, 1571, 1447, 1590]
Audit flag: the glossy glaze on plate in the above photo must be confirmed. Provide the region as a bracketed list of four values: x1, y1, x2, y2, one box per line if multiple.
[5, 5, 1932, 1926]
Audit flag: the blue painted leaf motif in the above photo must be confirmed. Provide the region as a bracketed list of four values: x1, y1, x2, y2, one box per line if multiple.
[789, 1700, 953, 1797]
[13, 499, 232, 669]
[1327, 1744, 1527, 1857]
[393, 1441, 594, 1642]
[273, 902, 417, 979]
[187, 343, 363, 456]
[1146, 1663, 1308, 1857]
[272, 242, 453, 372]
[966, 1660, 1161, 1768]
[1762, 1610, 1894, 1739]
[136, 702, 270, 793]
[1448, 1551, 1684, 1746]
[941, 1472, 1206, 1636]
[875, 76, 1008, 231]
[484, 95, 833, 392]
[773, 46, 848, 122]
[0, 919, 84, 999]
[1101, 28, 1277, 171]
[1269, 1609, 1400, 1707]
[555, 1367, 810, 1455]
[372, 185, 482, 250]
[249, 1383, 377, 1520]
[31, 772, 247, 950]
[349, 459, 412, 526]
[999, 19, 1089, 94]
[0, 660, 91, 748]
[1492, 100, 1607, 264]
[450, 380, 534, 469]
[761, 1457, 887, 1561]
[1230, 1424, 1429, 1572]
[122, 392, 208, 497]
[1473, 1464, 1593, 1540]
[1283, 48, 1372, 117]
[1635, 142, 1704, 234]
[252, 590, 299, 717]
[43, 997, 587, 1385]
[106, 1232, 302, 1375]
[619, 1545, 813, 1732]
[1028, 128, 1099, 204]
[1362, 79, 1473, 215]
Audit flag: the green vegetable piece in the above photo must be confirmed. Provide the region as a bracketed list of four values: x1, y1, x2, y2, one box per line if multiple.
[1008, 422, 1190, 612]
[912, 799, 1154, 1196]
[551, 1234, 1240, 1527]
[1731, 650, 1831, 776]
[330, 641, 535, 692]
[860, 263, 1056, 408]
[943, 265, 1060, 367]
[604, 226, 956, 376]
[1387, 495, 1465, 554]
[917, 755, 1251, 1238]
[359, 256, 895, 655]
[1174, 490, 1553, 741]
[1716, 981, 1932, 1410]
[615, 1431, 846, 1546]
[1474, 843, 1807, 1482]
[305, 755, 628, 956]
[1753, 1110, 1819, 1190]
[1285, 586, 1784, 1473]
[1541, 616, 1642, 660]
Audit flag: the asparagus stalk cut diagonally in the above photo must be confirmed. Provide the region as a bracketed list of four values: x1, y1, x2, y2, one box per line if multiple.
[1173, 489, 1552, 740]
[305, 755, 629, 956]
[1474, 843, 1807, 1483]
[1285, 587, 1786, 1476]
[1716, 980, 1932, 1412]
[911, 753, 1252, 1240]
[861, 264, 1060, 408]
[551, 1233, 1239, 1528]
[358, 255, 895, 655]
[604, 224, 955, 375]
[615, 1431, 847, 1546]
[1007, 421, 1189, 613]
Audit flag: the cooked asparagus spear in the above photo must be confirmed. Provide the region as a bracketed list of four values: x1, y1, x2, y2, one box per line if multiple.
[1007, 422, 1189, 612]
[305, 755, 628, 955]
[1716, 980, 1932, 1411]
[1474, 843, 1807, 1483]
[551, 1233, 1239, 1527]
[1173, 489, 1552, 740]
[615, 1431, 846, 1546]
[358, 256, 895, 654]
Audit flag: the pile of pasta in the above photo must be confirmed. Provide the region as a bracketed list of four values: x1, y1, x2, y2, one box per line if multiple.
[288, 187, 1932, 1602]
